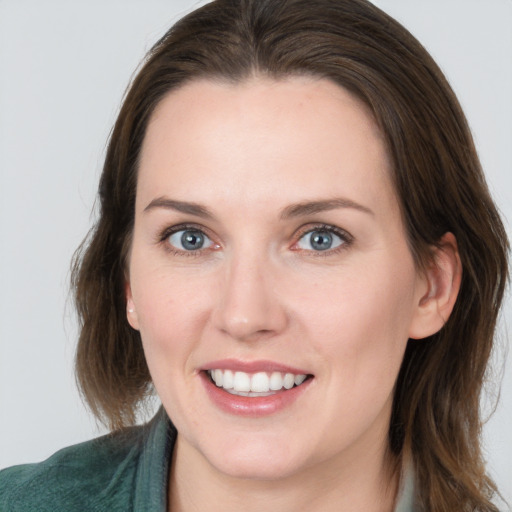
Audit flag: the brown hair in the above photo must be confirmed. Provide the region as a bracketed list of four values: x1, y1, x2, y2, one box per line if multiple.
[72, 0, 509, 509]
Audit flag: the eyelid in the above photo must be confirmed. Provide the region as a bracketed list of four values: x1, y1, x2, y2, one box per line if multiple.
[158, 222, 207, 242]
[158, 223, 220, 255]
[291, 223, 354, 253]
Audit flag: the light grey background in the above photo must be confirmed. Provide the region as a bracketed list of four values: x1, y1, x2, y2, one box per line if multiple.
[1, 0, 511, 505]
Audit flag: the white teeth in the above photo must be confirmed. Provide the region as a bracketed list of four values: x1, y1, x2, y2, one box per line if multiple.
[213, 369, 223, 387]
[225, 390, 275, 397]
[294, 374, 306, 386]
[208, 369, 308, 394]
[233, 371, 251, 392]
[283, 373, 295, 389]
[251, 372, 269, 392]
[269, 371, 283, 391]
[222, 369, 234, 390]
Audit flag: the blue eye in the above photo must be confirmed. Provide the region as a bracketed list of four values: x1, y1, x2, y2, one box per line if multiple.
[168, 229, 214, 251]
[296, 228, 344, 251]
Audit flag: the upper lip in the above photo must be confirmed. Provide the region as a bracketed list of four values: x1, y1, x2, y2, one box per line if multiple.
[200, 359, 311, 375]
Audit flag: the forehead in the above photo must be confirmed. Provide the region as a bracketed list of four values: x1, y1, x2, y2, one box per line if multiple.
[137, 77, 396, 218]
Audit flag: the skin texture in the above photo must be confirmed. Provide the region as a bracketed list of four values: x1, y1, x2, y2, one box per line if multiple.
[126, 77, 461, 511]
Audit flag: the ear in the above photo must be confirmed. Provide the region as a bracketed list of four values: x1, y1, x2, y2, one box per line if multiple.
[408, 232, 462, 340]
[125, 281, 140, 331]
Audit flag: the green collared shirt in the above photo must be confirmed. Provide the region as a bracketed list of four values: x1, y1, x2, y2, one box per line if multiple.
[0, 408, 416, 511]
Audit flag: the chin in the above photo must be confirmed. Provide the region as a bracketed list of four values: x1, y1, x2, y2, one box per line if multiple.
[213, 456, 301, 481]
[201, 436, 307, 481]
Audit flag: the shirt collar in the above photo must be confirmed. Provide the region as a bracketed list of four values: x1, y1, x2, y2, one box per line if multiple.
[394, 458, 418, 512]
[134, 407, 176, 512]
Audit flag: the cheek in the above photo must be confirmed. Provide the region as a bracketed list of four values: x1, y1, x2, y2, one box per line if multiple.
[131, 266, 215, 363]
[297, 256, 418, 375]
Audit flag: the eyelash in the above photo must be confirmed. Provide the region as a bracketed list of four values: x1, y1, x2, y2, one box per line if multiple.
[292, 224, 354, 257]
[158, 223, 218, 258]
[157, 223, 354, 257]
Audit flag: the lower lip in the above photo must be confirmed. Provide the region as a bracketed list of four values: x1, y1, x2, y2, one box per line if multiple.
[200, 372, 312, 417]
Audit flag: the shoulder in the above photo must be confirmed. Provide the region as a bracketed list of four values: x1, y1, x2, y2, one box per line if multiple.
[0, 425, 147, 512]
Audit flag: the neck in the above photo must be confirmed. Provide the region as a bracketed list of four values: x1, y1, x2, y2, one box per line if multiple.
[168, 435, 400, 512]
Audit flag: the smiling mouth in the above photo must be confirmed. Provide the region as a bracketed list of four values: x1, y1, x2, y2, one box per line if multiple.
[206, 369, 312, 397]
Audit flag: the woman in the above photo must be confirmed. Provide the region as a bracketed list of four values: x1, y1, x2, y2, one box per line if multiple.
[0, 0, 509, 510]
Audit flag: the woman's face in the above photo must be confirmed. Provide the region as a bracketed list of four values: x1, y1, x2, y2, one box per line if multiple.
[126, 77, 429, 480]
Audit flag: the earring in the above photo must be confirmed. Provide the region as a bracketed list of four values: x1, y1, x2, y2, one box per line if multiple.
[128, 308, 134, 313]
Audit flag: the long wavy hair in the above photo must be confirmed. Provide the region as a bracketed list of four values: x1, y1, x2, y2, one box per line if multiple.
[71, 0, 509, 510]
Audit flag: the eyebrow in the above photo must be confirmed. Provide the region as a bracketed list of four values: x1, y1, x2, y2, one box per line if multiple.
[280, 198, 374, 219]
[143, 197, 214, 219]
[143, 196, 374, 220]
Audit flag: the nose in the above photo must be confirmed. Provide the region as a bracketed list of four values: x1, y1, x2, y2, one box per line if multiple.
[212, 253, 288, 342]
